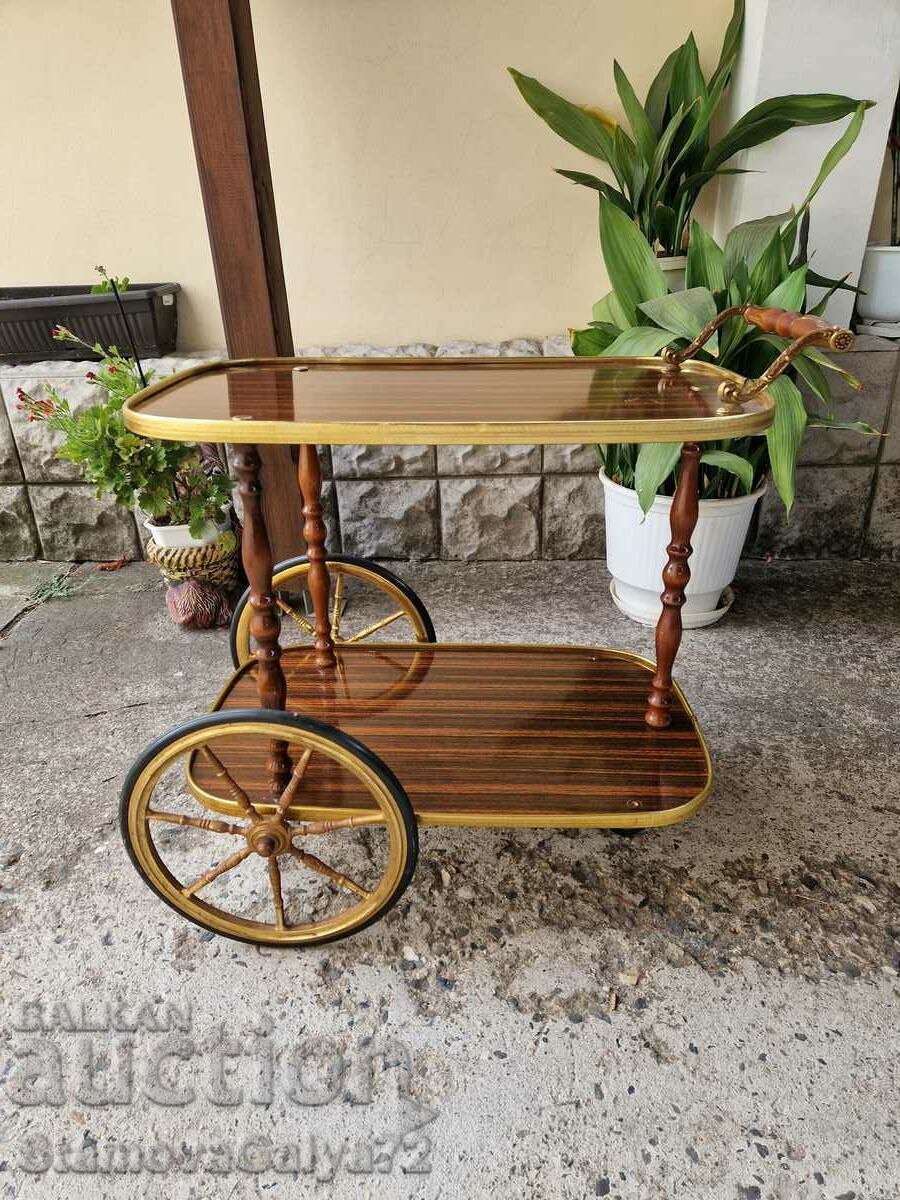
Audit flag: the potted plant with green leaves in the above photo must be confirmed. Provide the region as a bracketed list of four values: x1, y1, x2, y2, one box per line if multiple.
[510, 0, 868, 289]
[17, 301, 238, 628]
[568, 109, 878, 625]
[857, 84, 900, 330]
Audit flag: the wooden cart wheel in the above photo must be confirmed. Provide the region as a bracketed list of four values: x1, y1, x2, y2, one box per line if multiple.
[229, 555, 436, 668]
[120, 710, 418, 947]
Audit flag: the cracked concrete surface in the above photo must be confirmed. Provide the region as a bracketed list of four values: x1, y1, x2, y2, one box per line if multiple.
[0, 558, 898, 1198]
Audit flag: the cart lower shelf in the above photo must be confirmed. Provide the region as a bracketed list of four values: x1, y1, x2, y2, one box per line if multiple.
[189, 643, 712, 829]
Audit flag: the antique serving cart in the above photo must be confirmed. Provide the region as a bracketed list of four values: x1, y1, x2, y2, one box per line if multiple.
[120, 305, 852, 946]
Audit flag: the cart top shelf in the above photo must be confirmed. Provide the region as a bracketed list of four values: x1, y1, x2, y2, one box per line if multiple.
[123, 356, 774, 446]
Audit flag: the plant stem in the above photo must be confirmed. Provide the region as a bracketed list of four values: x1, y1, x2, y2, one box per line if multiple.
[107, 276, 147, 387]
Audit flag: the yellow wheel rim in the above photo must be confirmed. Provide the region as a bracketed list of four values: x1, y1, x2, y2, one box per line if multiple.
[233, 560, 433, 667]
[124, 720, 411, 946]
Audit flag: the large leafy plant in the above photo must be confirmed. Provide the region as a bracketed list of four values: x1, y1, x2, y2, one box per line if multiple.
[570, 107, 878, 515]
[510, 0, 869, 258]
[18, 327, 233, 539]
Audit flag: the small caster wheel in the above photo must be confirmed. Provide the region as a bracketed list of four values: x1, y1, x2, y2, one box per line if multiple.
[120, 710, 418, 946]
[229, 554, 436, 669]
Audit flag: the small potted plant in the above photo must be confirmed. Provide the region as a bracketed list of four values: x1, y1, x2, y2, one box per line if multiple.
[568, 112, 878, 626]
[17, 303, 238, 628]
[509, 0, 868, 288]
[857, 85, 900, 331]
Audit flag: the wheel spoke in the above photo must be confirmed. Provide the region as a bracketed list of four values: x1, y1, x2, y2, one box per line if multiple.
[268, 856, 287, 929]
[344, 609, 407, 644]
[199, 745, 258, 820]
[289, 846, 370, 900]
[329, 572, 345, 641]
[276, 597, 316, 638]
[148, 810, 245, 836]
[296, 813, 386, 835]
[276, 747, 313, 815]
[182, 845, 253, 897]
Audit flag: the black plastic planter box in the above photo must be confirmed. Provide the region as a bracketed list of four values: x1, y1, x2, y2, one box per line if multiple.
[0, 283, 180, 362]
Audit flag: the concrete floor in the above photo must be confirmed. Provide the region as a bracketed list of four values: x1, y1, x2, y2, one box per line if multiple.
[0, 557, 898, 1199]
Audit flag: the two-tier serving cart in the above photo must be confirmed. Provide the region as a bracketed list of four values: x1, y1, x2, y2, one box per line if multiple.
[120, 305, 852, 946]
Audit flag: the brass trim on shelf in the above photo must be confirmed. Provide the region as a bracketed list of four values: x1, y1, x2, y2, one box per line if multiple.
[187, 642, 713, 831]
[122, 355, 774, 446]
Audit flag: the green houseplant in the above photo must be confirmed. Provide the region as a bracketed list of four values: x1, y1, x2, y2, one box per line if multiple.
[510, 0, 868, 277]
[17, 284, 239, 627]
[569, 111, 878, 625]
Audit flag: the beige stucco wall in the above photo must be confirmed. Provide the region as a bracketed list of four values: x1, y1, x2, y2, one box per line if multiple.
[1, 0, 733, 350]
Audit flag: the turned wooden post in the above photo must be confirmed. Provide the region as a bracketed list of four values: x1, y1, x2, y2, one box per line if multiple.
[233, 444, 292, 794]
[645, 442, 701, 729]
[297, 444, 336, 669]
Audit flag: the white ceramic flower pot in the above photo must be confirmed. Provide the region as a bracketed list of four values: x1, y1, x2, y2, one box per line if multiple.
[657, 254, 687, 292]
[144, 518, 228, 549]
[857, 243, 900, 323]
[600, 471, 765, 628]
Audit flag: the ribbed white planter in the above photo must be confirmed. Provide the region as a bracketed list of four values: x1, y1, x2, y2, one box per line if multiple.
[657, 254, 687, 292]
[600, 471, 765, 628]
[857, 244, 900, 323]
[144, 518, 228, 549]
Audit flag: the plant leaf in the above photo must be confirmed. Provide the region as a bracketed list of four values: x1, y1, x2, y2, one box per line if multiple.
[763, 263, 808, 311]
[599, 197, 667, 325]
[599, 326, 676, 357]
[509, 69, 615, 161]
[700, 449, 753, 494]
[570, 326, 619, 356]
[644, 47, 679, 134]
[709, 0, 745, 92]
[635, 442, 683, 514]
[614, 60, 656, 166]
[554, 170, 634, 215]
[765, 375, 807, 515]
[591, 290, 632, 329]
[723, 211, 791, 279]
[805, 414, 881, 435]
[703, 94, 871, 172]
[638, 287, 718, 350]
[685, 221, 725, 292]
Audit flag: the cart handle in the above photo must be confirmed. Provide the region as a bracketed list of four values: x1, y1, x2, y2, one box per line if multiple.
[660, 303, 854, 402]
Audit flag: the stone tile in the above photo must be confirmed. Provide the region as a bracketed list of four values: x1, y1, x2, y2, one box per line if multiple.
[437, 444, 540, 475]
[440, 476, 540, 560]
[541, 334, 573, 357]
[30, 486, 141, 561]
[435, 340, 503, 357]
[331, 444, 435, 478]
[542, 474, 605, 559]
[499, 338, 543, 357]
[864, 464, 900, 561]
[337, 479, 437, 560]
[0, 401, 22, 482]
[1, 371, 103, 482]
[0, 561, 68, 624]
[754, 466, 872, 559]
[543, 444, 599, 473]
[0, 486, 39, 559]
[799, 340, 898, 466]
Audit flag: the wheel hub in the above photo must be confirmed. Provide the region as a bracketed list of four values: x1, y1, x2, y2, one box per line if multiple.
[246, 817, 293, 858]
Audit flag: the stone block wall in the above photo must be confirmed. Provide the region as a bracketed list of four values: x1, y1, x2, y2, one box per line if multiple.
[0, 335, 897, 562]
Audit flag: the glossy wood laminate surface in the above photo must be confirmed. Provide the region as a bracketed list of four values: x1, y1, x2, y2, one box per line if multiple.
[188, 644, 712, 828]
[124, 356, 774, 446]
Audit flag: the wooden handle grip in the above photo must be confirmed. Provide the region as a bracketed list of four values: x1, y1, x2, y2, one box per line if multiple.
[743, 305, 854, 351]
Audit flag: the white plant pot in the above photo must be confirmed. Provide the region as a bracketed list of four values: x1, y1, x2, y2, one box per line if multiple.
[600, 471, 765, 628]
[144, 518, 228, 549]
[657, 254, 687, 293]
[857, 243, 900, 323]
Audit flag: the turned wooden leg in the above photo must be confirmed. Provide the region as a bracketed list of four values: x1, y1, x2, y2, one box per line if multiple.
[645, 442, 701, 729]
[233, 444, 292, 795]
[297, 444, 336, 669]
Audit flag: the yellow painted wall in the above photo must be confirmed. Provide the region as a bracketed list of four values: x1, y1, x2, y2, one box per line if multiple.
[1, 0, 733, 350]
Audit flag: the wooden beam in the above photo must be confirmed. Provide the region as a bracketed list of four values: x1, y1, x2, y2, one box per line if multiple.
[171, 0, 301, 560]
